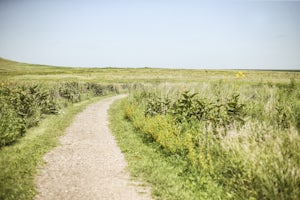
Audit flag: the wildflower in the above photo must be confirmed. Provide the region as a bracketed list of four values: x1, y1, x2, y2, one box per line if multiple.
[235, 71, 246, 78]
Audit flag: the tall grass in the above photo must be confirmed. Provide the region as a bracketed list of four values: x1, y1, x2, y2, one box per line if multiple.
[122, 79, 300, 199]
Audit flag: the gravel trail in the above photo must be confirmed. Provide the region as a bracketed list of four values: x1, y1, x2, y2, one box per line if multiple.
[35, 95, 152, 200]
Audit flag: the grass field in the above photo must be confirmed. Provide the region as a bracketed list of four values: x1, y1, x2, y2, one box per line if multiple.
[116, 81, 300, 199]
[1, 57, 299, 83]
[1, 57, 299, 199]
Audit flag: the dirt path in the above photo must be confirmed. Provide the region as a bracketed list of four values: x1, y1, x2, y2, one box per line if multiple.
[35, 95, 152, 200]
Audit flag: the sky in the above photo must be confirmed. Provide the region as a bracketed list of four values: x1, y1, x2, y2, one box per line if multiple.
[0, 0, 300, 69]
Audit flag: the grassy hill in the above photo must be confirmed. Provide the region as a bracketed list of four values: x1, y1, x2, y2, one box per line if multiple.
[0, 57, 299, 83]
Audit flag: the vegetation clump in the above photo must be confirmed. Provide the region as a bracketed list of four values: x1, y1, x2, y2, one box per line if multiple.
[0, 81, 121, 147]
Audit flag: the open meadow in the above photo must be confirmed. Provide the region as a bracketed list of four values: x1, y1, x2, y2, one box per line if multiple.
[0, 57, 300, 199]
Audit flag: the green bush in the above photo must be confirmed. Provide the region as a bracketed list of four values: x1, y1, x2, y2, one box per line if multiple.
[145, 91, 245, 136]
[0, 81, 121, 147]
[0, 83, 60, 147]
[59, 81, 81, 103]
[0, 97, 24, 146]
[85, 82, 104, 96]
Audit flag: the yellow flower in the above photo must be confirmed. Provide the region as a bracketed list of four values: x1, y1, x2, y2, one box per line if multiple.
[235, 71, 246, 78]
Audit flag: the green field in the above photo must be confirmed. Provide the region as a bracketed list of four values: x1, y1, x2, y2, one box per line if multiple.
[1, 57, 299, 83]
[1, 57, 300, 199]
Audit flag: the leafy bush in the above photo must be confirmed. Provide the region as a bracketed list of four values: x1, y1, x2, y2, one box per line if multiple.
[12, 85, 60, 127]
[0, 83, 61, 147]
[59, 81, 81, 103]
[0, 97, 24, 146]
[145, 91, 245, 136]
[0, 81, 121, 147]
[85, 82, 104, 96]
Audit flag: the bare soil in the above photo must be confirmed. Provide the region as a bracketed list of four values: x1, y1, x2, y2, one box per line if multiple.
[35, 95, 152, 200]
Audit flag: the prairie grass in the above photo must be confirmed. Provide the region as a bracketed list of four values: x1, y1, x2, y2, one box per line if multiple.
[119, 79, 300, 199]
[109, 99, 227, 200]
[1, 57, 299, 199]
[1, 58, 299, 84]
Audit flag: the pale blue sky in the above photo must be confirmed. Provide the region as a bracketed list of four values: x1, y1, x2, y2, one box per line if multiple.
[0, 0, 299, 69]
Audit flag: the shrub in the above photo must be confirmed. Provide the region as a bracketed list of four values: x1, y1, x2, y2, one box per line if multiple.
[144, 91, 245, 136]
[0, 81, 121, 147]
[0, 97, 24, 146]
[59, 81, 81, 103]
[85, 82, 104, 96]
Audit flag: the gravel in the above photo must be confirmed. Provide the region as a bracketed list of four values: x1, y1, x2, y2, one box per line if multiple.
[35, 95, 152, 200]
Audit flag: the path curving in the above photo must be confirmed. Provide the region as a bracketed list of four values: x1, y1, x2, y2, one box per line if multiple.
[35, 95, 152, 200]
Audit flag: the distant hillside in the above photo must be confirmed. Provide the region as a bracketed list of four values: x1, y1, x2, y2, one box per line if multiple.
[0, 57, 299, 84]
[0, 57, 73, 77]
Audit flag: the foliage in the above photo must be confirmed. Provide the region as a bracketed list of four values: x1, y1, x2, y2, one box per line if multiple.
[59, 81, 81, 103]
[123, 81, 300, 200]
[0, 81, 120, 147]
[0, 96, 24, 146]
[145, 91, 245, 136]
[85, 82, 104, 96]
[110, 99, 227, 200]
[0, 84, 58, 146]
